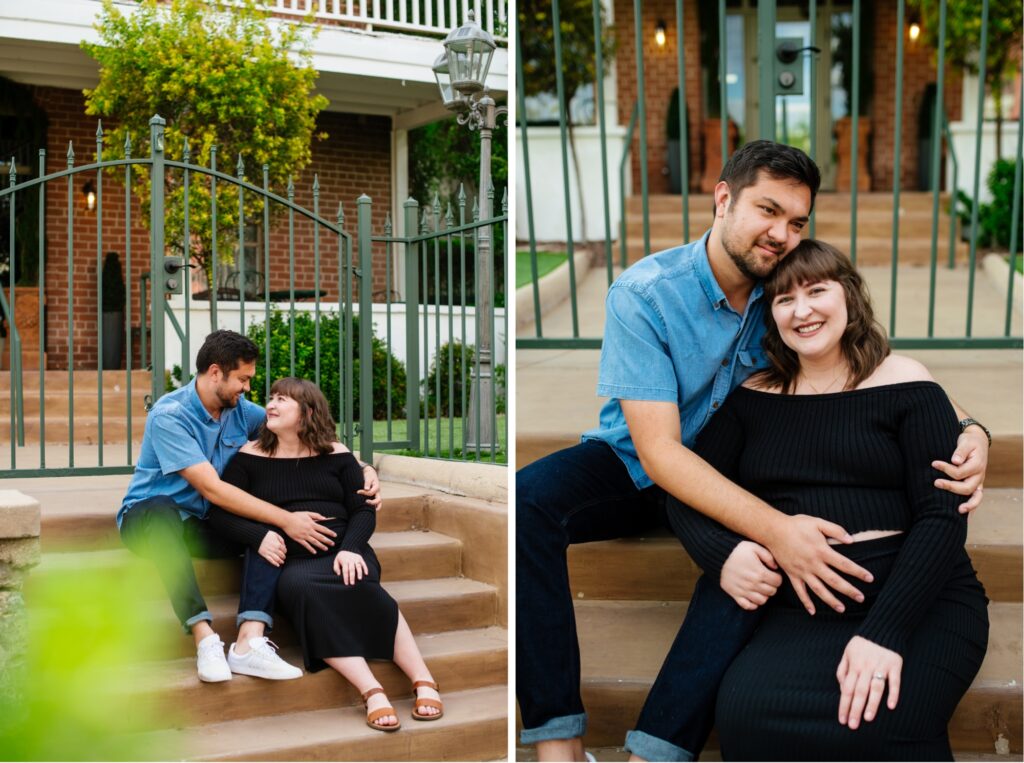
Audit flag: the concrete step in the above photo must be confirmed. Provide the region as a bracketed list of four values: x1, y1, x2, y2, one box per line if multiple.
[626, 237, 971, 267]
[627, 192, 957, 215]
[565, 488, 1022, 603]
[123, 626, 507, 729]
[0, 390, 150, 418]
[569, 600, 1021, 755]
[0, 416, 149, 445]
[27, 530, 465, 598]
[40, 496, 432, 553]
[0, 369, 152, 393]
[137, 579, 500, 660]
[131, 684, 507, 761]
[626, 211, 961, 240]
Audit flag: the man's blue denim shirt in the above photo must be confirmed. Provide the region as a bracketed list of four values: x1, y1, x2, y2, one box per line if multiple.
[582, 232, 770, 489]
[117, 379, 266, 528]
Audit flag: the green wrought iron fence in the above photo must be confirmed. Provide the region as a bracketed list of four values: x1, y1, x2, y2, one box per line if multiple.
[516, 0, 1023, 351]
[0, 114, 507, 477]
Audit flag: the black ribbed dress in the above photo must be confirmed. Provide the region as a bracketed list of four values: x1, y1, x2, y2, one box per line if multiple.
[669, 382, 989, 761]
[210, 451, 399, 672]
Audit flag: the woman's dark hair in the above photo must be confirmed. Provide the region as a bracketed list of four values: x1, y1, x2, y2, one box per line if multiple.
[257, 377, 338, 456]
[719, 140, 822, 211]
[196, 330, 259, 374]
[752, 239, 890, 394]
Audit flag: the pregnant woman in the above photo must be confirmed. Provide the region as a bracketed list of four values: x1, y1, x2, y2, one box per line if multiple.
[209, 377, 443, 732]
[670, 240, 989, 760]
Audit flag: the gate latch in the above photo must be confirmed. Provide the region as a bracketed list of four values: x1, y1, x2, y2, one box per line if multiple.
[162, 257, 197, 295]
[774, 40, 821, 96]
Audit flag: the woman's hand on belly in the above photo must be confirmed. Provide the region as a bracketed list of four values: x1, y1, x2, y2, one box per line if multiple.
[333, 550, 369, 585]
[837, 635, 902, 730]
[720, 541, 784, 610]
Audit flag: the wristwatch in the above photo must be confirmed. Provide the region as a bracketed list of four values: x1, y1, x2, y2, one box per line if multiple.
[958, 418, 992, 448]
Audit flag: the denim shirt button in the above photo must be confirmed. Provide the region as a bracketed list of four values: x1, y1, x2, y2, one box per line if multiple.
[712, 401, 719, 409]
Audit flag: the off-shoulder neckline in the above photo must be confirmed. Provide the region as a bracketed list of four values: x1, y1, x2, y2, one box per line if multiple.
[233, 449, 355, 460]
[737, 380, 943, 399]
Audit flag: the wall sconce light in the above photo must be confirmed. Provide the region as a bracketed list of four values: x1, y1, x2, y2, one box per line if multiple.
[907, 9, 922, 43]
[655, 20, 667, 48]
[83, 180, 96, 212]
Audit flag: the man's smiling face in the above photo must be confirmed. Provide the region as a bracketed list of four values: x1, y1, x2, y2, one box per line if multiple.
[715, 171, 812, 281]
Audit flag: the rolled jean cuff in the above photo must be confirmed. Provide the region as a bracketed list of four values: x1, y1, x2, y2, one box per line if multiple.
[624, 730, 695, 762]
[519, 713, 587, 745]
[236, 610, 274, 631]
[184, 610, 213, 634]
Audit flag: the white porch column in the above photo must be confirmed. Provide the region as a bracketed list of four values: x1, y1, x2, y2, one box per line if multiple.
[392, 125, 409, 300]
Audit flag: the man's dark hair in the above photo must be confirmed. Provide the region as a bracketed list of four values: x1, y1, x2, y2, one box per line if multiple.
[718, 140, 821, 210]
[195, 330, 259, 375]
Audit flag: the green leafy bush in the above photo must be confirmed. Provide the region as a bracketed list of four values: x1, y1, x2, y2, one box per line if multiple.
[956, 159, 1023, 253]
[424, 341, 506, 417]
[247, 311, 406, 421]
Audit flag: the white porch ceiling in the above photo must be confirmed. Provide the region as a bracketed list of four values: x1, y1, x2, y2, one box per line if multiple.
[0, 0, 507, 130]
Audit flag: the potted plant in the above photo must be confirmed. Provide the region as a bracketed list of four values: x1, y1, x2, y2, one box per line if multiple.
[101, 251, 126, 370]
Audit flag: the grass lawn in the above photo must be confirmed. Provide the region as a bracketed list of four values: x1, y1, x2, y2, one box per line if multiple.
[371, 416, 507, 464]
[516, 250, 567, 289]
[1014, 256, 1022, 274]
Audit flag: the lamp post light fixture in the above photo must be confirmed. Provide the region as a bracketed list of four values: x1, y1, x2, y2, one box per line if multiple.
[435, 10, 507, 451]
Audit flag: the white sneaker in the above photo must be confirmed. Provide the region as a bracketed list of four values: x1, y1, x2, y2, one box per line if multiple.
[585, 754, 597, 762]
[227, 637, 303, 680]
[196, 634, 232, 683]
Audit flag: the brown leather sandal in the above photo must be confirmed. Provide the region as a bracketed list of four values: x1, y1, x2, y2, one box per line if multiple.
[411, 679, 444, 721]
[362, 686, 401, 732]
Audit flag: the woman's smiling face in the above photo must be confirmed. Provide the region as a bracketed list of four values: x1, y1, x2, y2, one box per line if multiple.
[770, 279, 849, 363]
[264, 392, 303, 435]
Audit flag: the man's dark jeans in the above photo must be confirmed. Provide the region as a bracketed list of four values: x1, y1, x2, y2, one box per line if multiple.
[516, 440, 761, 761]
[119, 496, 280, 633]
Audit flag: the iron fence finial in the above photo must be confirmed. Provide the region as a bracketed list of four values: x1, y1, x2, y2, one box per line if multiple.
[287, 175, 294, 198]
[66, 141, 75, 166]
[501, 186, 508, 214]
[337, 200, 345, 227]
[124, 133, 132, 159]
[182, 139, 191, 163]
[8, 158, 15, 184]
[313, 173, 320, 194]
[445, 203, 454, 227]
[236, 153, 244, 177]
[96, 120, 103, 139]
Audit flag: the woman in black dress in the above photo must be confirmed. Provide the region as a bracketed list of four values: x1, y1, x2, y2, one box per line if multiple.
[210, 377, 443, 732]
[670, 240, 988, 760]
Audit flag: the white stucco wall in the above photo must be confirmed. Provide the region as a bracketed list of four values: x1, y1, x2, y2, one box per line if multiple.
[947, 75, 1022, 203]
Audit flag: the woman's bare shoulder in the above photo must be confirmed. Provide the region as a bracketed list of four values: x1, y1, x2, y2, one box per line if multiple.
[862, 354, 935, 387]
[239, 440, 265, 455]
[330, 441, 352, 454]
[741, 372, 781, 394]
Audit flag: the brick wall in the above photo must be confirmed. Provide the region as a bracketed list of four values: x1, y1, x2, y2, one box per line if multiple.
[868, 3, 962, 192]
[28, 87, 393, 370]
[614, 0, 703, 195]
[614, 0, 963, 195]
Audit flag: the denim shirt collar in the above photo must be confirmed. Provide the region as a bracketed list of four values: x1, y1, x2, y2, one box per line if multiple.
[692, 230, 765, 314]
[185, 378, 218, 424]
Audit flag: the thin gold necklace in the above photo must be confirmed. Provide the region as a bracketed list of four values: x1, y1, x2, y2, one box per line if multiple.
[800, 367, 848, 394]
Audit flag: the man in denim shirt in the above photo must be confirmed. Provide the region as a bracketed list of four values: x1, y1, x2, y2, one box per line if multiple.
[516, 142, 991, 761]
[119, 330, 379, 683]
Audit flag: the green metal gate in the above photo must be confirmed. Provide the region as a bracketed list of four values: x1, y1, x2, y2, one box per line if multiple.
[0, 115, 507, 477]
[516, 0, 1023, 351]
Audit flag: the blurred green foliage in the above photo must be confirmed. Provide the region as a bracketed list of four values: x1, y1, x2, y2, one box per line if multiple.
[955, 159, 1022, 253]
[0, 559, 178, 760]
[246, 311, 407, 422]
[424, 340, 506, 417]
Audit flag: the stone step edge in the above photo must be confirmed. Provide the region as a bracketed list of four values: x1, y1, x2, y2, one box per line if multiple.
[133, 684, 508, 762]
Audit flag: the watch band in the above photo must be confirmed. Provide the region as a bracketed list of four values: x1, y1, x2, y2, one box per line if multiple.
[959, 418, 992, 448]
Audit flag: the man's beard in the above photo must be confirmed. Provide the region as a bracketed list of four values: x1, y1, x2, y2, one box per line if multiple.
[215, 387, 240, 410]
[721, 227, 783, 281]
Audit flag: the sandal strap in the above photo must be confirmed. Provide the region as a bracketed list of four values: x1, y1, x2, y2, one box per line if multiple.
[367, 706, 397, 723]
[361, 686, 385, 702]
[412, 680, 439, 690]
[414, 698, 444, 711]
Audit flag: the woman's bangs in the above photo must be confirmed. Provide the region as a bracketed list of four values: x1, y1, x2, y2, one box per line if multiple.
[767, 242, 845, 299]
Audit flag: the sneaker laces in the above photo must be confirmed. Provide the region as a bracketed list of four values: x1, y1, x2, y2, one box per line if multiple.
[198, 638, 225, 658]
[248, 637, 284, 663]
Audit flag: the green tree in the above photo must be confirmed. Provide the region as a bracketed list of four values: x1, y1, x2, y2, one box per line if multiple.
[82, 0, 329, 286]
[518, 0, 614, 244]
[910, 0, 1023, 158]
